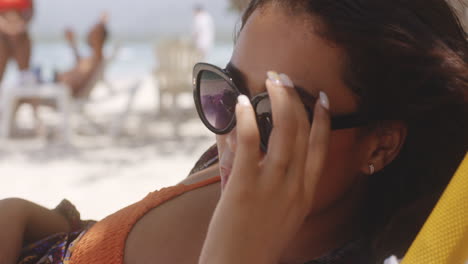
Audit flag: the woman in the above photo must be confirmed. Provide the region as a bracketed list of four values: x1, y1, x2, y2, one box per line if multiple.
[0, 0, 467, 263]
[0, 0, 33, 83]
[199, 0, 467, 262]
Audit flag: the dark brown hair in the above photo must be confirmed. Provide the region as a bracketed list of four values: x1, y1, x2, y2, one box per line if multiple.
[240, 0, 468, 261]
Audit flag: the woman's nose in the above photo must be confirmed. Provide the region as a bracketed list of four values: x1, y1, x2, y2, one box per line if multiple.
[226, 128, 237, 152]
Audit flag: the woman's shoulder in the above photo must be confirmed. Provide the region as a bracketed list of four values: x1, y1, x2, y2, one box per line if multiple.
[69, 164, 221, 264]
[124, 165, 221, 264]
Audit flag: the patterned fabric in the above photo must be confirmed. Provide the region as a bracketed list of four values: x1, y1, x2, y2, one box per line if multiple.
[17, 200, 96, 264]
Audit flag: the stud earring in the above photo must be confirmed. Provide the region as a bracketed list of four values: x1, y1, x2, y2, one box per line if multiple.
[369, 164, 375, 175]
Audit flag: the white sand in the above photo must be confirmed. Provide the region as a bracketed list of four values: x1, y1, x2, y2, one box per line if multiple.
[0, 76, 217, 220]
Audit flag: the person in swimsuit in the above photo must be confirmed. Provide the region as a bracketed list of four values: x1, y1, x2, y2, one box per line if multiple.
[54, 12, 109, 98]
[0, 0, 33, 83]
[0, 0, 467, 263]
[8, 13, 108, 135]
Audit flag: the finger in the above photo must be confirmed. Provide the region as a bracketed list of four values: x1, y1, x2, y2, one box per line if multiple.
[304, 91, 331, 195]
[231, 95, 262, 181]
[263, 72, 298, 171]
[278, 73, 311, 180]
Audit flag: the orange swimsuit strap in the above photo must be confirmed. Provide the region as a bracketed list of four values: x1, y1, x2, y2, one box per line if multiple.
[70, 176, 221, 264]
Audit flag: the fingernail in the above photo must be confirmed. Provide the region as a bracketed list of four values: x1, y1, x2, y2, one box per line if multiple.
[237, 94, 251, 106]
[279, 73, 294, 88]
[319, 91, 330, 110]
[267, 71, 282, 86]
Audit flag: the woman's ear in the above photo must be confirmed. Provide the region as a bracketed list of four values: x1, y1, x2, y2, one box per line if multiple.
[361, 121, 407, 175]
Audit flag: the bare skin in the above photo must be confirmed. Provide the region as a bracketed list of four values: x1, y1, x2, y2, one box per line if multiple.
[0, 198, 72, 264]
[0, 8, 33, 83]
[11, 15, 107, 134]
[56, 19, 107, 98]
[0, 6, 37, 134]
[125, 164, 220, 264]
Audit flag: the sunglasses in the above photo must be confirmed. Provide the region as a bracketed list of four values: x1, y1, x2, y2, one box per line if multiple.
[193, 62, 368, 151]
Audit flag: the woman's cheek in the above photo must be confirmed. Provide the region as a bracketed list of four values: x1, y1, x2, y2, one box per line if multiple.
[309, 131, 365, 213]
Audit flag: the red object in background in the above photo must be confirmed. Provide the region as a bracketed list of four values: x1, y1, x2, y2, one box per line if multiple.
[0, 0, 32, 12]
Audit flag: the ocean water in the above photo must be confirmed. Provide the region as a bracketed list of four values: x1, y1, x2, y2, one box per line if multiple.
[2, 40, 234, 86]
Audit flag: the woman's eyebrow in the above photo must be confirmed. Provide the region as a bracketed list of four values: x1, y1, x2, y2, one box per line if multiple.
[225, 62, 318, 102]
[225, 62, 250, 96]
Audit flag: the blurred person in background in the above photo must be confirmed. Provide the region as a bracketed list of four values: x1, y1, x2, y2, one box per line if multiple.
[10, 12, 109, 135]
[192, 4, 215, 58]
[0, 0, 34, 84]
[55, 12, 109, 98]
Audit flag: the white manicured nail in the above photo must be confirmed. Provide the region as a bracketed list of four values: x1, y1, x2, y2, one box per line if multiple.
[238, 94, 251, 106]
[267, 71, 282, 86]
[279, 73, 294, 88]
[319, 91, 330, 110]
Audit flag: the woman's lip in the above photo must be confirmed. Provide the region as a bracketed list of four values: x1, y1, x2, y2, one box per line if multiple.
[220, 166, 231, 189]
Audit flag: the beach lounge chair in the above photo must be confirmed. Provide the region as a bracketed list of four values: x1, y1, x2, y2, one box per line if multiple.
[0, 44, 120, 140]
[154, 38, 203, 136]
[1, 82, 72, 140]
[108, 79, 142, 138]
[400, 153, 468, 264]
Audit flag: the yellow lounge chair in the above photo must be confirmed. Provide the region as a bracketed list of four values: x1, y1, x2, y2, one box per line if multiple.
[402, 153, 468, 264]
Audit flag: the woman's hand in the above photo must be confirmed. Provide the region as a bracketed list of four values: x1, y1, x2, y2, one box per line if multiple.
[199, 73, 331, 264]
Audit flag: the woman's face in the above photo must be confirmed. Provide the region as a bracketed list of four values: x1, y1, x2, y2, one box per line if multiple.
[216, 5, 372, 214]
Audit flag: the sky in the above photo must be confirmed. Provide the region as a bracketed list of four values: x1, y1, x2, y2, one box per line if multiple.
[30, 0, 241, 40]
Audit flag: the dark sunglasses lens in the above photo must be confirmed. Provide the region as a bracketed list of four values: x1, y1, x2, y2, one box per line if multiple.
[199, 70, 237, 131]
[255, 97, 273, 150]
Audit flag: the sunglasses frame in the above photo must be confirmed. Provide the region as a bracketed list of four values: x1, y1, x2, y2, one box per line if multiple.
[193, 62, 371, 148]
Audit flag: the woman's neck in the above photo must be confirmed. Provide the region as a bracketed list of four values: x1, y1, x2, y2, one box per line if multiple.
[279, 184, 366, 264]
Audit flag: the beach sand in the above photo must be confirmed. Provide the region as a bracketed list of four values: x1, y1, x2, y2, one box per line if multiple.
[0, 75, 216, 220]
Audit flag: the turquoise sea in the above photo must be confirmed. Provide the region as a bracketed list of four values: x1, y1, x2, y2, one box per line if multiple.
[2, 40, 234, 86]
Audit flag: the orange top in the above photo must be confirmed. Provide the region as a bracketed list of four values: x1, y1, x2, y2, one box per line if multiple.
[0, 0, 32, 11]
[70, 176, 221, 264]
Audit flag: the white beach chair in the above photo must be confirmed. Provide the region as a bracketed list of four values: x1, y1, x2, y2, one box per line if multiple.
[0, 44, 120, 140]
[154, 38, 203, 136]
[1, 83, 72, 141]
